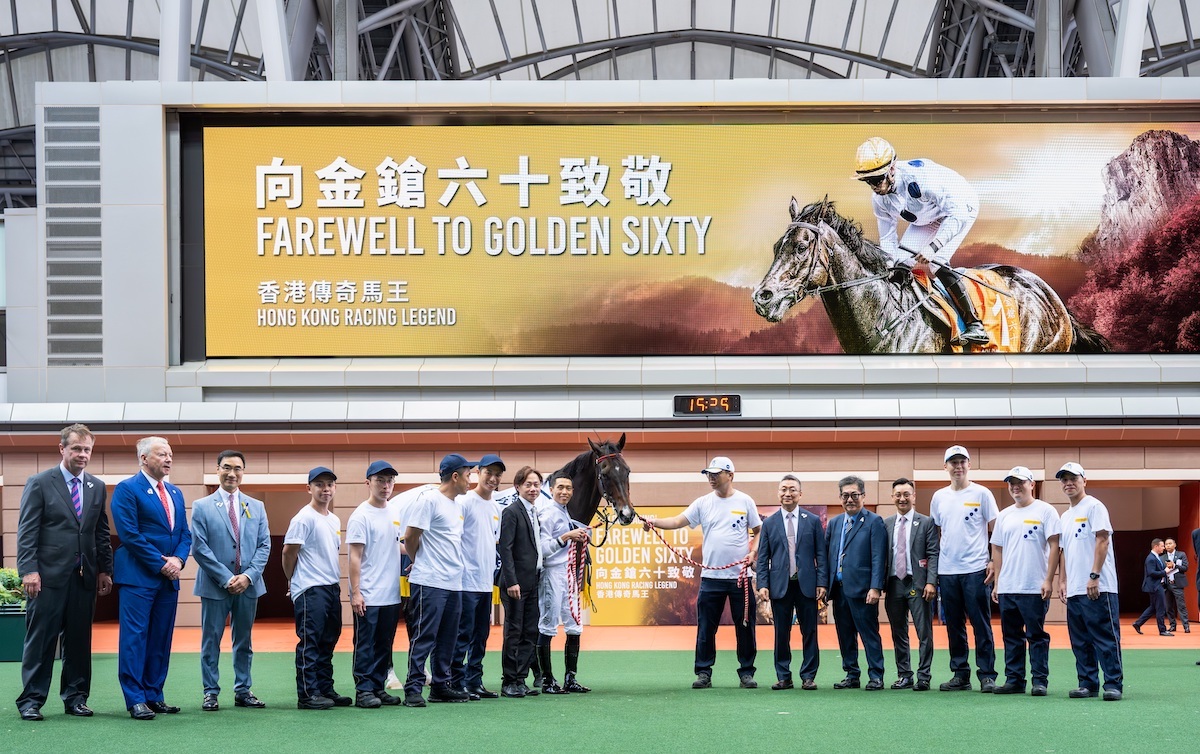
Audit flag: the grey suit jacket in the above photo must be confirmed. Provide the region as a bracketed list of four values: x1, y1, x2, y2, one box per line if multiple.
[191, 490, 270, 600]
[16, 466, 112, 588]
[883, 511, 939, 587]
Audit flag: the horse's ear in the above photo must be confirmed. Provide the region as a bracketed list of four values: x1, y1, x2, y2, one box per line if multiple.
[588, 437, 601, 455]
[789, 196, 801, 222]
[617, 432, 626, 451]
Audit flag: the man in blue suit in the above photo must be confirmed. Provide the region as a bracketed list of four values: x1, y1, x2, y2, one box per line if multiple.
[191, 450, 271, 711]
[111, 436, 192, 720]
[1132, 538, 1172, 636]
[826, 475, 888, 690]
[756, 475, 826, 691]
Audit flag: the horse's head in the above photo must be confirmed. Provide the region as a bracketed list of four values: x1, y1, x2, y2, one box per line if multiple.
[753, 196, 836, 322]
[588, 433, 635, 525]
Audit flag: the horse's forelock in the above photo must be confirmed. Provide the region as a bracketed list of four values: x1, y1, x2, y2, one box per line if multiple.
[795, 200, 889, 272]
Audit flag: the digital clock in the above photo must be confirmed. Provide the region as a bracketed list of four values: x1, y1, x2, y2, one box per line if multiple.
[674, 394, 742, 417]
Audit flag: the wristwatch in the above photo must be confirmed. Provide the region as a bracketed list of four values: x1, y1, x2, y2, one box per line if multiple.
[1088, 572, 1100, 580]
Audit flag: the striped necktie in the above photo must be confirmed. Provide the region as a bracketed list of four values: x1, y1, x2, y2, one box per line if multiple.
[70, 477, 83, 517]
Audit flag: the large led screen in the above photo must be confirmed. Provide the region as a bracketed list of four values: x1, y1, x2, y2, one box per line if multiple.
[202, 122, 1200, 356]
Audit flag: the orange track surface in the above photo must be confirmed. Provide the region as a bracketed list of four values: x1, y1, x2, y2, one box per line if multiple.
[91, 618, 1200, 654]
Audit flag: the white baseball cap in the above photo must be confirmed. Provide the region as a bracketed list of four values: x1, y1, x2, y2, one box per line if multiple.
[701, 456, 735, 474]
[1056, 462, 1086, 479]
[944, 445, 970, 462]
[1004, 466, 1035, 483]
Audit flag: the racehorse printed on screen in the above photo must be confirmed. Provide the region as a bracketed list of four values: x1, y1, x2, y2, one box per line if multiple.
[752, 198, 1110, 354]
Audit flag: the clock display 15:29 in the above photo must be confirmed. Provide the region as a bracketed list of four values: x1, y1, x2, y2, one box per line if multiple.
[674, 394, 742, 417]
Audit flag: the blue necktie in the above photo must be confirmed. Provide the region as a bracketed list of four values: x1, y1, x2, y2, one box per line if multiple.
[837, 517, 851, 581]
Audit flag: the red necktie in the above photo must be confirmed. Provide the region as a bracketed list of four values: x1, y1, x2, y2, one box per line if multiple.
[156, 481, 172, 528]
[228, 494, 242, 572]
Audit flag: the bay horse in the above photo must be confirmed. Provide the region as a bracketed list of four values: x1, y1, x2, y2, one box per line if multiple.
[752, 198, 1109, 354]
[553, 434, 635, 531]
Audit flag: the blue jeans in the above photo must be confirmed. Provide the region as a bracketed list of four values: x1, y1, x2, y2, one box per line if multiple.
[998, 593, 1050, 687]
[694, 578, 756, 677]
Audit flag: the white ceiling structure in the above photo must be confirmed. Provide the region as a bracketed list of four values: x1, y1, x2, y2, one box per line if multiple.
[1, 0, 1198, 207]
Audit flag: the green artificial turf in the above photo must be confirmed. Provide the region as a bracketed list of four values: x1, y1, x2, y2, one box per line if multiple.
[1, 649, 1195, 753]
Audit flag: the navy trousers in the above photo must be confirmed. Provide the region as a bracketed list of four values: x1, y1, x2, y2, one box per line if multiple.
[352, 603, 401, 693]
[1133, 585, 1168, 633]
[451, 590, 492, 690]
[830, 581, 885, 682]
[405, 584, 462, 696]
[694, 578, 756, 677]
[293, 584, 342, 699]
[998, 593, 1050, 688]
[1065, 593, 1123, 692]
[940, 570, 997, 682]
[768, 580, 820, 682]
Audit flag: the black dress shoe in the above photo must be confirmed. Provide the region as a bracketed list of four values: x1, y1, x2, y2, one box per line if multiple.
[1132, 623, 1143, 634]
[129, 703, 156, 720]
[1161, 631, 1175, 636]
[500, 683, 526, 698]
[992, 682, 1026, 695]
[428, 686, 470, 703]
[297, 695, 334, 710]
[20, 706, 44, 721]
[469, 686, 499, 699]
[939, 677, 972, 691]
[540, 681, 567, 695]
[147, 701, 180, 714]
[202, 694, 219, 712]
[833, 677, 861, 689]
[891, 677, 914, 690]
[865, 679, 885, 691]
[65, 703, 94, 717]
[913, 680, 931, 691]
[234, 694, 265, 708]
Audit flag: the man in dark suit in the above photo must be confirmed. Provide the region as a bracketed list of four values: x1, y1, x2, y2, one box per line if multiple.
[111, 436, 193, 720]
[1162, 538, 1189, 633]
[497, 466, 544, 698]
[15, 424, 113, 721]
[1132, 538, 1172, 636]
[883, 477, 940, 691]
[191, 450, 271, 711]
[826, 475, 888, 690]
[755, 475, 826, 691]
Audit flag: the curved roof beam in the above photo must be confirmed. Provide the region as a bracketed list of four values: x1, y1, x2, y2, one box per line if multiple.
[0, 31, 263, 81]
[464, 29, 922, 81]
[540, 41, 847, 82]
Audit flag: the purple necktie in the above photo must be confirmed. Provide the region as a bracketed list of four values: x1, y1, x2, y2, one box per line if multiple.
[70, 477, 83, 518]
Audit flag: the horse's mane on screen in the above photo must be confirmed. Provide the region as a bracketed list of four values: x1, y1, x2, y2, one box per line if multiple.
[796, 200, 891, 272]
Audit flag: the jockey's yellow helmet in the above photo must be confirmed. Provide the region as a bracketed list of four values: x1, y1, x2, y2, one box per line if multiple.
[854, 137, 896, 179]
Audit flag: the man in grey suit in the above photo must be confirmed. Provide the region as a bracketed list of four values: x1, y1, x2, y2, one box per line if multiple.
[191, 450, 271, 711]
[756, 475, 827, 691]
[1162, 538, 1189, 633]
[827, 475, 888, 690]
[15, 424, 113, 721]
[883, 478, 939, 691]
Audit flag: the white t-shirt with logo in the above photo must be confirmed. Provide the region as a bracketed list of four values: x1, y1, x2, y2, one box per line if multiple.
[346, 500, 403, 606]
[458, 490, 501, 593]
[1060, 495, 1118, 598]
[406, 488, 465, 591]
[682, 489, 761, 580]
[931, 482, 998, 575]
[990, 499, 1062, 594]
[284, 504, 342, 600]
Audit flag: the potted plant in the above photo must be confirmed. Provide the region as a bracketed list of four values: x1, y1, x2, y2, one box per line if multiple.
[0, 567, 27, 661]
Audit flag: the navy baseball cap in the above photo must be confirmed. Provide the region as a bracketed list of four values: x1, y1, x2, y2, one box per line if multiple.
[438, 453, 478, 477]
[478, 453, 506, 471]
[308, 466, 337, 483]
[366, 460, 397, 478]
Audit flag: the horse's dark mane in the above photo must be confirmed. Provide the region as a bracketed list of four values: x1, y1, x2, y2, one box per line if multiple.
[556, 440, 617, 521]
[796, 200, 891, 272]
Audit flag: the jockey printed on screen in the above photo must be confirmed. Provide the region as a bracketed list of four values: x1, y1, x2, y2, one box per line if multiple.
[854, 137, 988, 345]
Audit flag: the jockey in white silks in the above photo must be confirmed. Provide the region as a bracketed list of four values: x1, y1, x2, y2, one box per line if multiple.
[854, 137, 988, 345]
